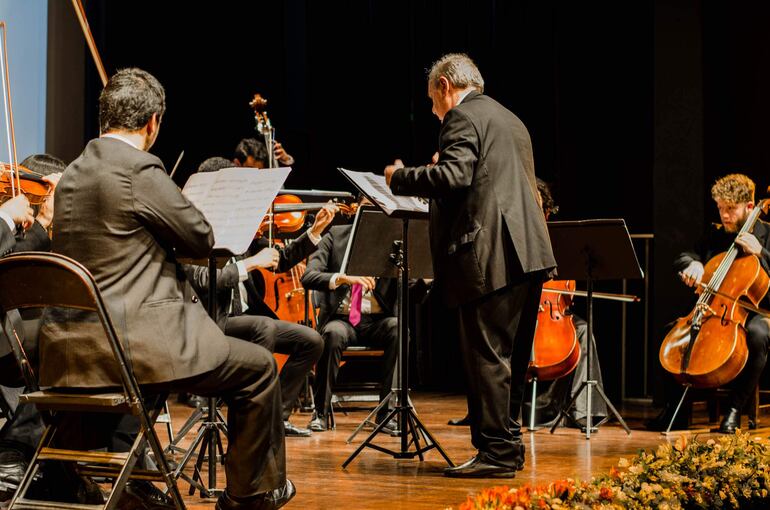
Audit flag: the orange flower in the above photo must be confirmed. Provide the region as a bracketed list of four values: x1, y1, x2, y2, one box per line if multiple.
[599, 486, 614, 501]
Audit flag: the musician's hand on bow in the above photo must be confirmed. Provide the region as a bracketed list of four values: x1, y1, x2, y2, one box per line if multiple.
[244, 247, 281, 271]
[680, 261, 705, 288]
[735, 232, 763, 256]
[339, 275, 376, 292]
[310, 202, 339, 238]
[384, 159, 404, 186]
[273, 141, 295, 166]
[0, 194, 34, 230]
[35, 172, 62, 230]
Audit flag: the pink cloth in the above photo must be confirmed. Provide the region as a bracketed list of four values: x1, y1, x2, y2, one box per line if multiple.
[349, 283, 363, 326]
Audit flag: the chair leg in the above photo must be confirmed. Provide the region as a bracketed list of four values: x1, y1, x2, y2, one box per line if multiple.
[749, 385, 760, 430]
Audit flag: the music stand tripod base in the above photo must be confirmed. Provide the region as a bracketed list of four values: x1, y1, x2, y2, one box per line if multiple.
[339, 214, 453, 468]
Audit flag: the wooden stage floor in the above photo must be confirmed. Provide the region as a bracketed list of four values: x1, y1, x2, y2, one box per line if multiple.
[165, 392, 759, 510]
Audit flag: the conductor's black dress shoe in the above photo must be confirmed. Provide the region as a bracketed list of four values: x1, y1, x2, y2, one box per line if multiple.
[444, 453, 523, 478]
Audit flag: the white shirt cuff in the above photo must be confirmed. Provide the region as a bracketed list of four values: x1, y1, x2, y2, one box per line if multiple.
[235, 260, 249, 282]
[0, 210, 15, 231]
[329, 273, 342, 290]
[307, 229, 321, 245]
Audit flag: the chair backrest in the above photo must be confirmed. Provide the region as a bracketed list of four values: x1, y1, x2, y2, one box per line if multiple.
[0, 252, 141, 402]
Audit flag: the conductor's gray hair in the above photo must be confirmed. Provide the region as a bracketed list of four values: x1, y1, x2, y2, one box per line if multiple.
[427, 53, 484, 93]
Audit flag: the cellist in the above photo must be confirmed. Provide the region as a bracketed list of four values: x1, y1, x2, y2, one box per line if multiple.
[648, 173, 770, 433]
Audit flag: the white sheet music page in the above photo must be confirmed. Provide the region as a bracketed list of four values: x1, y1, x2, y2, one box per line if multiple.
[182, 167, 291, 255]
[339, 168, 429, 216]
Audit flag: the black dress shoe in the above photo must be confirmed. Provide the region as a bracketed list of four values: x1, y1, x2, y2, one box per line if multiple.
[448, 415, 471, 426]
[284, 421, 312, 437]
[0, 449, 28, 494]
[118, 480, 174, 510]
[444, 453, 521, 478]
[216, 480, 296, 510]
[308, 413, 327, 432]
[718, 408, 741, 434]
[645, 405, 690, 432]
[368, 416, 400, 437]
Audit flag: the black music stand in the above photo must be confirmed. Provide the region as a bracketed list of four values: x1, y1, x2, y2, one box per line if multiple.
[546, 219, 643, 440]
[169, 254, 230, 498]
[339, 207, 453, 468]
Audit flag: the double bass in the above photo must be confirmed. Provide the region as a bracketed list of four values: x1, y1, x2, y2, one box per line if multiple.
[660, 198, 770, 388]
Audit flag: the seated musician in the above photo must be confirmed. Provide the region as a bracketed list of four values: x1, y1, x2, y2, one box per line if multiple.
[530, 179, 607, 427]
[38, 69, 294, 509]
[300, 213, 399, 434]
[232, 137, 294, 168]
[0, 155, 62, 501]
[183, 155, 337, 437]
[648, 173, 770, 433]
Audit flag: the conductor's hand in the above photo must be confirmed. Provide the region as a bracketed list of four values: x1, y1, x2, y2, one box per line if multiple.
[429, 152, 439, 166]
[679, 261, 705, 288]
[735, 232, 763, 256]
[0, 194, 34, 230]
[384, 159, 404, 186]
[310, 202, 339, 238]
[339, 275, 376, 292]
[244, 247, 281, 271]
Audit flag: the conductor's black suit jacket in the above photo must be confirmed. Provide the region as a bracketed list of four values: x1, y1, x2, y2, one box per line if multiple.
[390, 91, 556, 307]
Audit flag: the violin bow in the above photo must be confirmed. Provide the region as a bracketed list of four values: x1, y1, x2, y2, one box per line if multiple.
[70, 0, 108, 87]
[695, 281, 770, 319]
[169, 150, 184, 179]
[0, 22, 20, 196]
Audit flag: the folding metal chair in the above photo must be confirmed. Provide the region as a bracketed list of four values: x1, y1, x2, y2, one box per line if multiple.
[0, 252, 185, 510]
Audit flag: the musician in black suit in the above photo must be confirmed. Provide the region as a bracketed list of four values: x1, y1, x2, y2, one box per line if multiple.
[648, 173, 770, 434]
[183, 156, 337, 437]
[40, 69, 293, 509]
[385, 54, 556, 478]
[301, 224, 399, 433]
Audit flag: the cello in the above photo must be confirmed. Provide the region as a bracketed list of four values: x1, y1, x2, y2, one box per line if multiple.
[660, 198, 770, 389]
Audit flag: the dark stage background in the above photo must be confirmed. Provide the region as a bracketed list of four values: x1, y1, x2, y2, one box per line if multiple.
[45, 1, 770, 404]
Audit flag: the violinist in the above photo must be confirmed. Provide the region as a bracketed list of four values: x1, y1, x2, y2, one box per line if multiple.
[648, 173, 770, 433]
[233, 136, 295, 168]
[0, 154, 63, 501]
[39, 68, 294, 509]
[184, 156, 338, 437]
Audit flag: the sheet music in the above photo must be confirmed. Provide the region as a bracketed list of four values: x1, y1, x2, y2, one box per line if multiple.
[182, 167, 291, 255]
[339, 168, 429, 216]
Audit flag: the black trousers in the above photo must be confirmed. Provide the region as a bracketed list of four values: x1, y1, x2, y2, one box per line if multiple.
[224, 315, 323, 420]
[313, 314, 398, 417]
[458, 274, 543, 467]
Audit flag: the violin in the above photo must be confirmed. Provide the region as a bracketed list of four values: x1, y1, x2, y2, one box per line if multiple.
[0, 163, 53, 206]
[256, 196, 359, 238]
[660, 198, 770, 388]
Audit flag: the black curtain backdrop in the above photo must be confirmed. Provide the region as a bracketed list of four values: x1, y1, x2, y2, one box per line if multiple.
[68, 0, 770, 400]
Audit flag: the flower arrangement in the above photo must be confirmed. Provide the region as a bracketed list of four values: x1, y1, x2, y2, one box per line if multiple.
[455, 431, 770, 509]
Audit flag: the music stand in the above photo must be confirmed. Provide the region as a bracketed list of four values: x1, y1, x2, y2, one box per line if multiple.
[546, 219, 643, 440]
[337, 194, 453, 468]
[172, 167, 290, 496]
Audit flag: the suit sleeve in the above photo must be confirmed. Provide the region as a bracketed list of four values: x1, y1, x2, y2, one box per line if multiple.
[0, 221, 15, 257]
[276, 231, 316, 272]
[182, 263, 240, 295]
[390, 107, 478, 198]
[132, 163, 214, 258]
[13, 221, 51, 253]
[301, 231, 336, 290]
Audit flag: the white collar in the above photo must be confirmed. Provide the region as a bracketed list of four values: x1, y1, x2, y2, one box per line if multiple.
[101, 132, 142, 151]
[457, 88, 475, 104]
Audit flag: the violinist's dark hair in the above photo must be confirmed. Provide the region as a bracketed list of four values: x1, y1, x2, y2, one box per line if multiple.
[233, 137, 269, 166]
[536, 177, 558, 217]
[198, 156, 233, 173]
[99, 68, 166, 134]
[20, 154, 66, 176]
